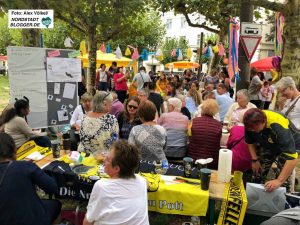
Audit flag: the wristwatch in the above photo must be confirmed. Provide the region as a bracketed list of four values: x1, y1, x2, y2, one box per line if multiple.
[252, 159, 258, 163]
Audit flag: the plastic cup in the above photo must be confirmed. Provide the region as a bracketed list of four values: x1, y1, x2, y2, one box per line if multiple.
[200, 168, 211, 191]
[51, 140, 60, 158]
[197, 163, 207, 180]
[183, 157, 193, 178]
[233, 171, 243, 188]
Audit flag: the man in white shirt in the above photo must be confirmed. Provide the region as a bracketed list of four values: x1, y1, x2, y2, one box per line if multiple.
[83, 140, 149, 225]
[132, 66, 151, 91]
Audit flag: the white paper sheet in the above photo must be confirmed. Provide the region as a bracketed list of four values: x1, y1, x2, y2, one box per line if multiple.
[25, 151, 45, 161]
[63, 83, 76, 99]
[57, 110, 69, 121]
[46, 57, 81, 82]
[54, 83, 60, 94]
[55, 98, 61, 102]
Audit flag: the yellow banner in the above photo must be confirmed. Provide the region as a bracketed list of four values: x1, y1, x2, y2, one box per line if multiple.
[144, 174, 209, 216]
[17, 140, 52, 160]
[217, 181, 248, 225]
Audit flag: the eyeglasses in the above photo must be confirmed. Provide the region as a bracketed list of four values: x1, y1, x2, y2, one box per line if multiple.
[128, 105, 138, 109]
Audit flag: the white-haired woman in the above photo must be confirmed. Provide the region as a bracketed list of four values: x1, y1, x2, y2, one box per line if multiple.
[157, 97, 189, 159]
[224, 89, 256, 127]
[78, 91, 119, 156]
[276, 76, 300, 130]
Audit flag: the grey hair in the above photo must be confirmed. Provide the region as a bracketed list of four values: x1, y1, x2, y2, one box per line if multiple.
[92, 91, 113, 113]
[80, 92, 93, 102]
[110, 91, 118, 100]
[236, 89, 250, 102]
[275, 76, 296, 90]
[138, 88, 149, 97]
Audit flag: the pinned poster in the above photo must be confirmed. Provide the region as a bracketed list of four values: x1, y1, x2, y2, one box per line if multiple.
[54, 83, 60, 94]
[57, 110, 69, 121]
[68, 50, 80, 58]
[47, 58, 81, 82]
[48, 50, 61, 57]
[63, 83, 76, 99]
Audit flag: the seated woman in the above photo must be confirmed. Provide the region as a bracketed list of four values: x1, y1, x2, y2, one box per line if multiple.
[128, 100, 167, 161]
[78, 91, 119, 156]
[0, 133, 61, 225]
[185, 88, 201, 118]
[3, 97, 51, 149]
[158, 97, 189, 159]
[70, 92, 92, 151]
[224, 89, 256, 128]
[117, 96, 141, 140]
[188, 99, 222, 169]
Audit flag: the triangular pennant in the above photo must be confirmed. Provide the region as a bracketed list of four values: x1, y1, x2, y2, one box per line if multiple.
[106, 44, 111, 53]
[64, 37, 74, 48]
[132, 48, 139, 60]
[240, 36, 262, 61]
[100, 42, 106, 53]
[218, 43, 225, 56]
[187, 48, 192, 60]
[125, 47, 131, 56]
[79, 40, 86, 54]
[141, 49, 148, 61]
[115, 45, 122, 59]
[177, 49, 183, 60]
[171, 49, 176, 57]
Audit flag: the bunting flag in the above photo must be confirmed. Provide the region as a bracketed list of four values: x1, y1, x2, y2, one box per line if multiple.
[156, 49, 164, 61]
[176, 48, 180, 57]
[115, 45, 122, 59]
[228, 17, 240, 82]
[100, 42, 106, 53]
[177, 49, 183, 60]
[79, 40, 87, 54]
[218, 43, 225, 56]
[171, 49, 177, 57]
[205, 46, 213, 58]
[132, 48, 139, 60]
[64, 37, 74, 48]
[202, 47, 207, 54]
[106, 44, 111, 53]
[212, 45, 219, 53]
[125, 47, 131, 56]
[187, 48, 192, 60]
[141, 49, 149, 61]
[275, 12, 284, 56]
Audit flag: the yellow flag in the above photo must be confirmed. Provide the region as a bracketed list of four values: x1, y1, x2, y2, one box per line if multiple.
[212, 45, 219, 53]
[187, 48, 192, 59]
[80, 40, 87, 54]
[125, 47, 131, 56]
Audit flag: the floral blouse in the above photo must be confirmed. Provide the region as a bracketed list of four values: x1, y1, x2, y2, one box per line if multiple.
[78, 114, 119, 154]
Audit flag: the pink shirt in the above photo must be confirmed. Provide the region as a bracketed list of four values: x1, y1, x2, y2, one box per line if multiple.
[113, 73, 128, 91]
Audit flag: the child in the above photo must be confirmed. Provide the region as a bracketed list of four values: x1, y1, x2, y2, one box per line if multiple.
[261, 80, 275, 109]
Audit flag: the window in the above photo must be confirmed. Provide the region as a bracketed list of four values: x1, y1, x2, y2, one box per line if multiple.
[181, 17, 187, 28]
[166, 19, 172, 30]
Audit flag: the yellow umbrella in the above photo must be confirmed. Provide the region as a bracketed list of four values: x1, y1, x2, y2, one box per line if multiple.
[79, 51, 138, 73]
[165, 61, 200, 69]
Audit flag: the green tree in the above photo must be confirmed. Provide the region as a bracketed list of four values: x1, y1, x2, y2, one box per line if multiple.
[43, 0, 151, 93]
[0, 15, 22, 54]
[109, 10, 166, 53]
[42, 20, 83, 49]
[160, 37, 189, 65]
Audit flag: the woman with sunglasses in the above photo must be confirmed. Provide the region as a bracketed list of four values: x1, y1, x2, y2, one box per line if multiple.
[117, 96, 141, 140]
[78, 91, 119, 156]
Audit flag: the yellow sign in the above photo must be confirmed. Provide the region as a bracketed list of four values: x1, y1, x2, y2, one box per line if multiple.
[217, 181, 248, 225]
[142, 173, 209, 216]
[17, 140, 52, 160]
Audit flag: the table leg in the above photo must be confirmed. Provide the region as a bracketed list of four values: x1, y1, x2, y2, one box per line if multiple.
[209, 199, 215, 225]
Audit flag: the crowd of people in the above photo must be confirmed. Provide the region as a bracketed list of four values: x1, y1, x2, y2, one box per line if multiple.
[0, 62, 299, 225]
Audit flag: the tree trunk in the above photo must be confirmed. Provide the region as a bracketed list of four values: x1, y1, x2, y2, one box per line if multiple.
[21, 29, 40, 47]
[86, 31, 97, 94]
[281, 0, 300, 89]
[237, 1, 254, 92]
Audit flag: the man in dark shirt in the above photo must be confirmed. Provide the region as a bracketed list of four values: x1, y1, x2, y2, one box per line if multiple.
[147, 82, 164, 116]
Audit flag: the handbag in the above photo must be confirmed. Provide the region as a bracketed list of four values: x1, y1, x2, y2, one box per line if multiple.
[284, 96, 300, 117]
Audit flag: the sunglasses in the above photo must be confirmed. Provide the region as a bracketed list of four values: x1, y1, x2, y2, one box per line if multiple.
[128, 105, 138, 109]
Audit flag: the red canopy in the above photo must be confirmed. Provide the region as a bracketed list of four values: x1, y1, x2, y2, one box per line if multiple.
[0, 56, 7, 61]
[250, 57, 274, 72]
